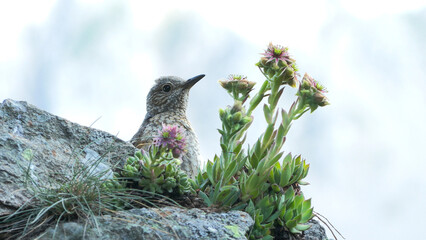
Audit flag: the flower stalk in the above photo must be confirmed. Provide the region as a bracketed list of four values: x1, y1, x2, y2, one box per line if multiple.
[196, 43, 330, 239]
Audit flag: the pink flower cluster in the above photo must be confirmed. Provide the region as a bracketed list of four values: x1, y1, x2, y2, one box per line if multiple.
[153, 123, 187, 158]
[262, 43, 293, 66]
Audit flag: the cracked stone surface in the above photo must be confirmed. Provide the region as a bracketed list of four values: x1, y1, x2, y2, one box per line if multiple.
[38, 207, 254, 240]
[0, 99, 327, 240]
[0, 99, 136, 215]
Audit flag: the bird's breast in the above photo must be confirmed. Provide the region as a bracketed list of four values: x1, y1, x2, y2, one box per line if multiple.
[139, 113, 194, 142]
[130, 111, 201, 177]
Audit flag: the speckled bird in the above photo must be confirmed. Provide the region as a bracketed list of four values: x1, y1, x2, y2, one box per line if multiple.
[130, 74, 205, 178]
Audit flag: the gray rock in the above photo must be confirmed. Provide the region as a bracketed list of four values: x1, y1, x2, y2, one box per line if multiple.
[0, 98, 327, 240]
[273, 219, 328, 240]
[302, 219, 328, 240]
[0, 99, 136, 216]
[38, 207, 254, 240]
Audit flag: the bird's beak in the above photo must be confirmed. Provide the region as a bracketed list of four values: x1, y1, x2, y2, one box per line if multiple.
[184, 74, 205, 89]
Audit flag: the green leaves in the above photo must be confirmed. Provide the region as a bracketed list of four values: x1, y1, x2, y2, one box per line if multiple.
[197, 43, 328, 239]
[269, 154, 310, 188]
[121, 148, 192, 196]
[280, 187, 314, 234]
[205, 159, 218, 185]
[240, 170, 268, 202]
[198, 181, 242, 208]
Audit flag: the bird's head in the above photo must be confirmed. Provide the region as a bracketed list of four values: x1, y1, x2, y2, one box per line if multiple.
[146, 74, 205, 116]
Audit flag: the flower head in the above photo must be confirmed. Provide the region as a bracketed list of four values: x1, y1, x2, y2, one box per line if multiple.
[301, 74, 327, 93]
[262, 43, 293, 66]
[153, 124, 187, 158]
[219, 75, 255, 91]
[256, 43, 299, 88]
[298, 73, 329, 111]
[219, 75, 256, 101]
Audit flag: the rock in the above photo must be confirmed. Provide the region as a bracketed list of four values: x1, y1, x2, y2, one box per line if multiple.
[302, 219, 328, 240]
[0, 99, 256, 239]
[274, 219, 328, 240]
[0, 98, 327, 240]
[0, 99, 136, 216]
[38, 207, 254, 240]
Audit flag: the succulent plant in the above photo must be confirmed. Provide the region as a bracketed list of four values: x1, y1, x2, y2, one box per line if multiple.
[100, 172, 125, 192]
[256, 43, 299, 88]
[297, 73, 330, 112]
[121, 148, 192, 196]
[196, 43, 328, 239]
[121, 125, 193, 196]
[269, 153, 310, 191]
[219, 74, 256, 102]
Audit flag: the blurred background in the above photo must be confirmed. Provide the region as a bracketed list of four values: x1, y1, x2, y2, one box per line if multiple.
[1, 0, 425, 239]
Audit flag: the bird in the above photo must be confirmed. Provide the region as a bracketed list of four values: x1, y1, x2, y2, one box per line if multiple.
[130, 74, 205, 178]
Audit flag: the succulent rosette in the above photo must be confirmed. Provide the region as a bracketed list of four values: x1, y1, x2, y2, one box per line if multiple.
[121, 124, 192, 195]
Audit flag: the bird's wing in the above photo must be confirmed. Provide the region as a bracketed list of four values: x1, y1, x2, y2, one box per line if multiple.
[177, 118, 195, 133]
[130, 113, 152, 146]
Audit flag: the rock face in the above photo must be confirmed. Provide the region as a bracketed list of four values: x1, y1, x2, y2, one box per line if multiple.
[302, 219, 328, 240]
[0, 99, 255, 239]
[0, 99, 328, 240]
[0, 99, 136, 216]
[274, 219, 328, 240]
[39, 207, 254, 240]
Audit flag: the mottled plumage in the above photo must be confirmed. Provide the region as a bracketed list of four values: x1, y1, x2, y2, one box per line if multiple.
[130, 75, 205, 177]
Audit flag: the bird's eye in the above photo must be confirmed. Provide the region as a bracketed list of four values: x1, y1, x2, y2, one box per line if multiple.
[162, 84, 172, 92]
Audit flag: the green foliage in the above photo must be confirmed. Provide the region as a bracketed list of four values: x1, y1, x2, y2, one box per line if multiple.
[269, 154, 310, 190]
[195, 43, 328, 239]
[121, 147, 193, 196]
